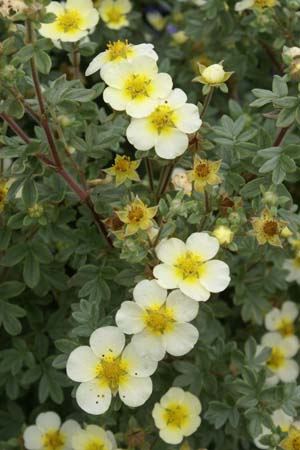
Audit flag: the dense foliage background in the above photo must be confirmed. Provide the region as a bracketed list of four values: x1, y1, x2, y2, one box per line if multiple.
[1, 0, 300, 449]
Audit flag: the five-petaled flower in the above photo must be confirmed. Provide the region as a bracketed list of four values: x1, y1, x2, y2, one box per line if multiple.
[66, 326, 157, 414]
[152, 387, 202, 444]
[260, 331, 299, 385]
[105, 155, 140, 186]
[126, 88, 202, 159]
[235, 0, 277, 11]
[98, 0, 132, 30]
[23, 411, 80, 450]
[72, 424, 117, 450]
[153, 232, 230, 301]
[86, 40, 158, 77]
[265, 301, 298, 337]
[101, 55, 173, 118]
[39, 0, 99, 42]
[251, 208, 287, 247]
[116, 196, 157, 236]
[188, 156, 221, 192]
[116, 279, 199, 361]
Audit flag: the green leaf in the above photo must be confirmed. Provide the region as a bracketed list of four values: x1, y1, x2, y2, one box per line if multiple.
[0, 282, 25, 300]
[23, 252, 40, 288]
[34, 48, 52, 74]
[0, 302, 26, 335]
[22, 179, 37, 208]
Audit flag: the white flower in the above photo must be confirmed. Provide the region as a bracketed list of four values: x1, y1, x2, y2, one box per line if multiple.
[126, 88, 201, 159]
[116, 280, 199, 361]
[99, 0, 132, 30]
[86, 40, 158, 77]
[265, 301, 298, 337]
[39, 0, 99, 42]
[101, 56, 172, 119]
[72, 424, 117, 450]
[254, 409, 294, 449]
[66, 326, 157, 414]
[152, 387, 201, 444]
[171, 168, 192, 196]
[283, 258, 300, 285]
[23, 411, 80, 450]
[283, 46, 300, 60]
[260, 331, 299, 385]
[153, 232, 230, 302]
[235, 0, 255, 11]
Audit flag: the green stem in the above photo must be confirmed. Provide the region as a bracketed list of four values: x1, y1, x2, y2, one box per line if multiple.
[72, 43, 81, 79]
[201, 87, 214, 118]
[157, 162, 175, 200]
[145, 157, 154, 193]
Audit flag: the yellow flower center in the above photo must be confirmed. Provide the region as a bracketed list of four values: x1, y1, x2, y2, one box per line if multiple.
[128, 205, 145, 223]
[144, 305, 174, 335]
[254, 0, 277, 8]
[105, 6, 123, 24]
[96, 355, 128, 392]
[267, 347, 285, 370]
[0, 186, 8, 203]
[42, 430, 66, 450]
[124, 74, 152, 100]
[294, 256, 300, 268]
[106, 40, 132, 61]
[85, 439, 106, 450]
[277, 318, 294, 337]
[175, 251, 204, 280]
[114, 156, 131, 173]
[195, 162, 210, 179]
[163, 404, 188, 429]
[263, 220, 278, 237]
[55, 9, 83, 34]
[149, 105, 175, 133]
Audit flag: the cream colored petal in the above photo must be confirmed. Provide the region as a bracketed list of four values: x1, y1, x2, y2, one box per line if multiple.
[131, 331, 166, 361]
[200, 260, 231, 293]
[159, 428, 183, 445]
[76, 380, 112, 414]
[165, 88, 187, 109]
[126, 97, 158, 119]
[133, 279, 167, 308]
[163, 323, 199, 357]
[85, 52, 107, 76]
[151, 73, 173, 99]
[23, 426, 43, 450]
[186, 232, 219, 261]
[103, 87, 129, 112]
[121, 343, 157, 377]
[166, 289, 199, 322]
[155, 129, 188, 159]
[277, 359, 299, 383]
[153, 263, 180, 289]
[179, 279, 210, 302]
[36, 412, 61, 432]
[174, 104, 202, 133]
[66, 346, 98, 382]
[282, 301, 298, 321]
[119, 376, 152, 407]
[155, 238, 186, 265]
[89, 326, 125, 358]
[115, 301, 145, 334]
[126, 119, 157, 151]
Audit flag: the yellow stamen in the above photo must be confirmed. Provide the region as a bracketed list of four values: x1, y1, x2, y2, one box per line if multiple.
[43, 430, 66, 450]
[124, 74, 152, 99]
[267, 347, 285, 370]
[96, 356, 128, 392]
[149, 105, 175, 133]
[106, 40, 132, 60]
[277, 318, 294, 337]
[55, 10, 83, 34]
[105, 6, 123, 24]
[175, 252, 204, 280]
[144, 305, 174, 335]
[163, 404, 188, 428]
[85, 439, 105, 450]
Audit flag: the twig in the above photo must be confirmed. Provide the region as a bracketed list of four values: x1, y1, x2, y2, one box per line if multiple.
[145, 157, 154, 193]
[273, 127, 289, 147]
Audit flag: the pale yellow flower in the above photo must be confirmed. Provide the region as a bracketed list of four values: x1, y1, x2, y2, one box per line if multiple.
[99, 0, 132, 30]
[193, 62, 233, 86]
[251, 208, 287, 247]
[188, 156, 222, 192]
[116, 196, 158, 235]
[235, 0, 277, 11]
[105, 155, 140, 186]
[212, 225, 234, 245]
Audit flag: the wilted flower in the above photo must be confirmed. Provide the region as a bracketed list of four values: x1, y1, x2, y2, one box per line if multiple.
[39, 0, 99, 42]
[86, 40, 158, 77]
[171, 168, 192, 196]
[152, 387, 201, 444]
[105, 155, 140, 186]
[153, 232, 230, 301]
[116, 196, 158, 235]
[72, 425, 118, 450]
[23, 412, 80, 450]
[251, 208, 287, 247]
[126, 88, 202, 159]
[0, 0, 25, 17]
[212, 225, 234, 245]
[98, 0, 132, 30]
[66, 326, 157, 414]
[116, 279, 199, 361]
[265, 301, 298, 337]
[188, 156, 222, 192]
[193, 62, 233, 86]
[283, 46, 300, 61]
[260, 331, 299, 385]
[101, 56, 173, 118]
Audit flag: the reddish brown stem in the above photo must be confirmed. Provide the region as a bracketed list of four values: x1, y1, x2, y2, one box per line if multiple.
[273, 127, 289, 147]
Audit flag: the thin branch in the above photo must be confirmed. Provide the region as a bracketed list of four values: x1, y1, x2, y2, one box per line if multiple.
[145, 157, 154, 193]
[273, 127, 290, 147]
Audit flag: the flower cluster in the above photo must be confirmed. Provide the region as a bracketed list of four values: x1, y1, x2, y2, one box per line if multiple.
[66, 232, 230, 443]
[87, 40, 202, 159]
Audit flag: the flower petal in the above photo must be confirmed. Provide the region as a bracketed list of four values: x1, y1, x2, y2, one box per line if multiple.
[279, 335, 299, 358]
[155, 129, 188, 159]
[101, 61, 131, 88]
[186, 232, 219, 261]
[165, 88, 187, 109]
[60, 420, 81, 447]
[115, 301, 145, 334]
[133, 279, 167, 309]
[200, 260, 231, 293]
[153, 263, 180, 289]
[152, 403, 166, 428]
[181, 415, 201, 437]
[174, 104, 202, 133]
[126, 119, 156, 151]
[159, 428, 183, 445]
[46, 1, 64, 15]
[23, 426, 43, 450]
[89, 326, 125, 358]
[166, 289, 199, 322]
[277, 359, 299, 383]
[103, 87, 129, 111]
[85, 52, 107, 76]
[131, 331, 166, 361]
[126, 97, 158, 119]
[151, 73, 173, 99]
[282, 301, 298, 321]
[265, 308, 281, 332]
[261, 331, 283, 348]
[115, 0, 132, 13]
[182, 391, 202, 416]
[155, 237, 186, 265]
[161, 387, 185, 407]
[76, 380, 112, 414]
[119, 376, 153, 407]
[134, 43, 158, 61]
[36, 412, 61, 432]
[122, 343, 157, 376]
[178, 279, 210, 302]
[66, 346, 98, 382]
[163, 323, 199, 357]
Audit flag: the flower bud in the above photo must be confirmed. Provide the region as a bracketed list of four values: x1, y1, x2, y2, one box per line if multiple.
[281, 226, 293, 238]
[202, 64, 225, 84]
[263, 190, 278, 206]
[171, 168, 192, 196]
[28, 203, 44, 218]
[212, 225, 234, 245]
